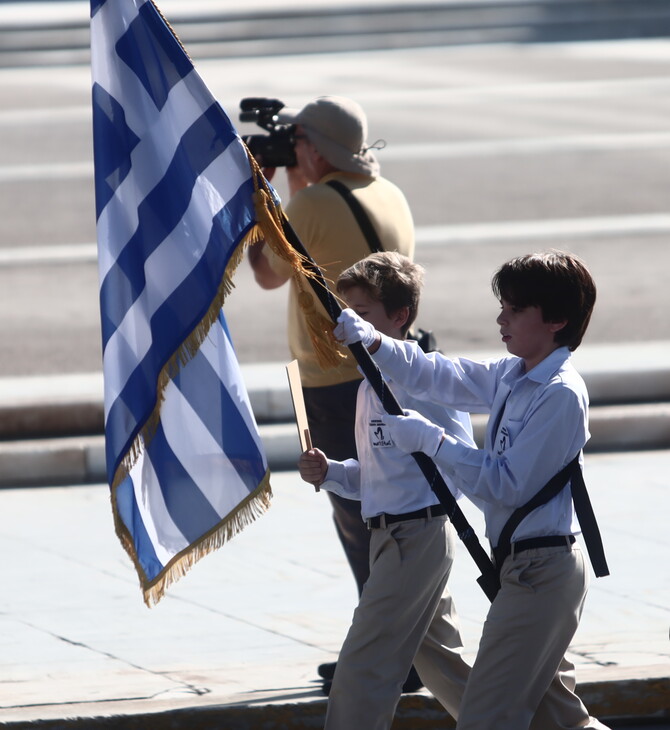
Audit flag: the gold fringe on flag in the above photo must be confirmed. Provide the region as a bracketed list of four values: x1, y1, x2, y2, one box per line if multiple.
[109, 129, 342, 605]
[112, 470, 272, 607]
[109, 205, 274, 605]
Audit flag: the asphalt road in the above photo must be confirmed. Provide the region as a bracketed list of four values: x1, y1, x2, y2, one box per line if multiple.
[0, 39, 669, 377]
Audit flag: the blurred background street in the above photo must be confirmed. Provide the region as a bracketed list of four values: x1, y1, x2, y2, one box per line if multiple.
[0, 1, 668, 374]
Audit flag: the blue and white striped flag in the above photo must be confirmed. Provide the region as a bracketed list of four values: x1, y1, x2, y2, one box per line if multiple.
[90, 0, 278, 605]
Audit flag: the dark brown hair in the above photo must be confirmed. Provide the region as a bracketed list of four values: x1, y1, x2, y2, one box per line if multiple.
[337, 251, 424, 337]
[492, 250, 596, 351]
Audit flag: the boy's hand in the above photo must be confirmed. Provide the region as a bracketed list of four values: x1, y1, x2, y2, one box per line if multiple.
[298, 448, 328, 488]
[334, 308, 379, 349]
[385, 410, 445, 457]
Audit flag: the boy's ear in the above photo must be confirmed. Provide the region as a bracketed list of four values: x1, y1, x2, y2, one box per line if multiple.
[549, 319, 568, 333]
[392, 306, 411, 330]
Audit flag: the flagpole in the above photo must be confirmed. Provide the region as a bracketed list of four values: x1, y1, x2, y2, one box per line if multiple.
[280, 217, 500, 602]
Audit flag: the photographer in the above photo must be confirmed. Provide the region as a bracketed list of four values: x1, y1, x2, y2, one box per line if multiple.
[246, 95, 417, 691]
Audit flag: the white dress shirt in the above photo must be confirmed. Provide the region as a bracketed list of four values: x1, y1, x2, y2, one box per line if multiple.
[372, 336, 589, 546]
[320, 376, 475, 520]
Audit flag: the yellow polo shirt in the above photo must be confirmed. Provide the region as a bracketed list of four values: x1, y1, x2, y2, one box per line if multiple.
[263, 171, 414, 388]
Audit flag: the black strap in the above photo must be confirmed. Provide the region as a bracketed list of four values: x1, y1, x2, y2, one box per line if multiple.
[496, 454, 609, 578]
[326, 178, 436, 353]
[569, 462, 609, 577]
[497, 456, 578, 550]
[326, 179, 384, 253]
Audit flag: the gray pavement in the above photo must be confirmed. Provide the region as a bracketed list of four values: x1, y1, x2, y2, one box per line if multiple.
[0, 450, 668, 727]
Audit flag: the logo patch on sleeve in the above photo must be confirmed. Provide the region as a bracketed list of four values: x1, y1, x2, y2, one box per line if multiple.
[370, 418, 393, 447]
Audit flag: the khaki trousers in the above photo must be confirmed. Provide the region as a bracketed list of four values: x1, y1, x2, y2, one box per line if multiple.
[457, 542, 609, 730]
[325, 516, 469, 730]
[531, 657, 611, 730]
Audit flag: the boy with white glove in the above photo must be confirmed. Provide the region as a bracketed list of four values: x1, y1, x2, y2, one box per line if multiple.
[333, 250, 610, 730]
[300, 251, 474, 730]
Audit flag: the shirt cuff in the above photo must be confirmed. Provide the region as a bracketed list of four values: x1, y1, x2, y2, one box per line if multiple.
[433, 433, 467, 478]
[320, 459, 352, 498]
[370, 332, 397, 366]
[324, 459, 346, 485]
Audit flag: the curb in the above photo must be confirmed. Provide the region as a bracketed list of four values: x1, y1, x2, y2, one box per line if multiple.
[1, 344, 670, 438]
[0, 345, 669, 487]
[1, 401, 669, 487]
[0, 434, 104, 487]
[1, 673, 667, 729]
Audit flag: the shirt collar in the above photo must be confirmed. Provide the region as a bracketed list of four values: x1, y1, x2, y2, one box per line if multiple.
[501, 347, 572, 386]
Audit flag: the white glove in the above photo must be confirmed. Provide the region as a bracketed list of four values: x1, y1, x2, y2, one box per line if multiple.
[385, 410, 445, 457]
[334, 308, 378, 348]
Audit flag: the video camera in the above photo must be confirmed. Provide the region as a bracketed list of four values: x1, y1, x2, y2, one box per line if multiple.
[239, 97, 297, 168]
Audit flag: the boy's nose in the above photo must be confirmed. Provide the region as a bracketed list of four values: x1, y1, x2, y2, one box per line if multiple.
[496, 311, 505, 325]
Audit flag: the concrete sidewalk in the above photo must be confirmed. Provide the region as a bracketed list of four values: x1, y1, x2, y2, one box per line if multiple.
[0, 449, 668, 728]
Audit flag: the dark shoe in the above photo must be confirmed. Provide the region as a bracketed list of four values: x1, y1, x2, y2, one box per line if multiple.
[318, 661, 337, 680]
[402, 665, 424, 693]
[321, 666, 423, 696]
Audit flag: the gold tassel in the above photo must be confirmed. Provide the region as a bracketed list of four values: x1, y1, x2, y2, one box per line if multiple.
[252, 188, 306, 272]
[247, 150, 346, 371]
[249, 165, 315, 281]
[297, 286, 345, 370]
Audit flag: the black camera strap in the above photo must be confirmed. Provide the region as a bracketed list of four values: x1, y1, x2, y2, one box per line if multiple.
[494, 453, 609, 578]
[326, 179, 384, 254]
[326, 179, 439, 355]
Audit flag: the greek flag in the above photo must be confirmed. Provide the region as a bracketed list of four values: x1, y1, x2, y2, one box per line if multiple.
[90, 0, 274, 605]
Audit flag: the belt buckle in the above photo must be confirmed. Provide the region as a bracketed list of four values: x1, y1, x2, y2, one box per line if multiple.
[367, 514, 387, 530]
